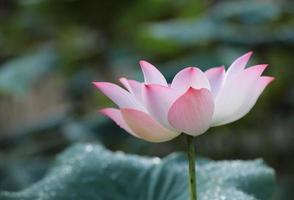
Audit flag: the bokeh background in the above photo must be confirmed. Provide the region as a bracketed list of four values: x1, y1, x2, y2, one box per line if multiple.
[0, 0, 293, 199]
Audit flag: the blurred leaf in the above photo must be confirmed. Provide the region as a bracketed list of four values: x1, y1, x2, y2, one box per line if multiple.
[211, 1, 282, 24]
[57, 27, 101, 66]
[0, 158, 49, 191]
[0, 143, 275, 200]
[143, 18, 217, 46]
[141, 1, 294, 47]
[0, 47, 58, 96]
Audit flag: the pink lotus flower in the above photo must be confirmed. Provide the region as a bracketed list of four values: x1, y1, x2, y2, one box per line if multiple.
[93, 52, 274, 142]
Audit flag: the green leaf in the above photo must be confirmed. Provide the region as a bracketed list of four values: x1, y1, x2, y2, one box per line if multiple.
[142, 1, 294, 46]
[0, 144, 275, 200]
[0, 47, 58, 96]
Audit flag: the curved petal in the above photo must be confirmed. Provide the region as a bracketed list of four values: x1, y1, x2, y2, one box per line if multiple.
[243, 64, 268, 76]
[238, 76, 275, 116]
[205, 66, 225, 98]
[99, 108, 139, 138]
[139, 60, 168, 86]
[121, 108, 180, 142]
[168, 88, 214, 136]
[93, 82, 143, 110]
[119, 77, 132, 91]
[171, 67, 211, 94]
[143, 84, 179, 130]
[211, 64, 268, 126]
[217, 76, 274, 125]
[119, 78, 144, 103]
[225, 51, 253, 82]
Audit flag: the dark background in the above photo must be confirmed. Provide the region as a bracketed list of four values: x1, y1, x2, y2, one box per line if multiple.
[0, 0, 293, 199]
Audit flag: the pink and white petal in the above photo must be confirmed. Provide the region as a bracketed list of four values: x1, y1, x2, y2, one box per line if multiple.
[243, 64, 268, 77]
[143, 84, 180, 130]
[225, 51, 253, 82]
[93, 82, 143, 110]
[128, 80, 145, 104]
[205, 66, 225, 98]
[171, 67, 211, 94]
[168, 88, 214, 136]
[238, 76, 275, 117]
[121, 108, 180, 142]
[99, 108, 139, 138]
[210, 64, 268, 126]
[139, 60, 168, 86]
[119, 77, 132, 91]
[220, 76, 274, 125]
[119, 78, 144, 103]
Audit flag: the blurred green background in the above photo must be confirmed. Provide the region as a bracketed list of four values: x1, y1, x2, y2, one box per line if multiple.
[0, 0, 293, 199]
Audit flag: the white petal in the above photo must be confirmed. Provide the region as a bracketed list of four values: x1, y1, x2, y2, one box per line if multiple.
[211, 64, 268, 126]
[119, 78, 144, 104]
[205, 66, 225, 98]
[225, 52, 253, 82]
[226, 76, 274, 124]
[93, 82, 143, 110]
[139, 60, 168, 86]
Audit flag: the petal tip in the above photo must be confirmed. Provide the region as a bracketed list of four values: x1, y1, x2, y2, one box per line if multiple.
[185, 87, 210, 97]
[241, 51, 254, 61]
[270, 76, 275, 81]
[246, 64, 269, 75]
[187, 86, 207, 92]
[139, 60, 150, 67]
[99, 108, 110, 116]
[98, 109, 106, 114]
[240, 51, 253, 62]
[257, 64, 269, 72]
[246, 51, 254, 57]
[260, 63, 269, 67]
[187, 66, 201, 72]
[92, 81, 111, 90]
[187, 86, 195, 92]
[118, 77, 127, 85]
[263, 76, 275, 84]
[119, 77, 126, 82]
[92, 81, 102, 88]
[99, 107, 115, 114]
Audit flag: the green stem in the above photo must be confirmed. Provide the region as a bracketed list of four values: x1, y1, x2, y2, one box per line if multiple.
[186, 135, 197, 200]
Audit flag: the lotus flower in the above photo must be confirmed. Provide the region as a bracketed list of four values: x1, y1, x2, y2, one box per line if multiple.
[93, 52, 274, 142]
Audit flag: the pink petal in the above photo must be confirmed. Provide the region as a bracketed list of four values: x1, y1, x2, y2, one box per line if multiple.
[119, 77, 132, 91]
[225, 51, 253, 82]
[121, 108, 180, 142]
[225, 76, 275, 124]
[211, 64, 268, 126]
[171, 67, 211, 94]
[139, 60, 168, 86]
[143, 84, 179, 130]
[168, 88, 214, 136]
[205, 66, 225, 98]
[119, 78, 144, 103]
[93, 82, 143, 110]
[99, 108, 139, 138]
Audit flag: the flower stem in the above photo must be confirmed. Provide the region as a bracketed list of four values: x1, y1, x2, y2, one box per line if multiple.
[186, 135, 197, 200]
